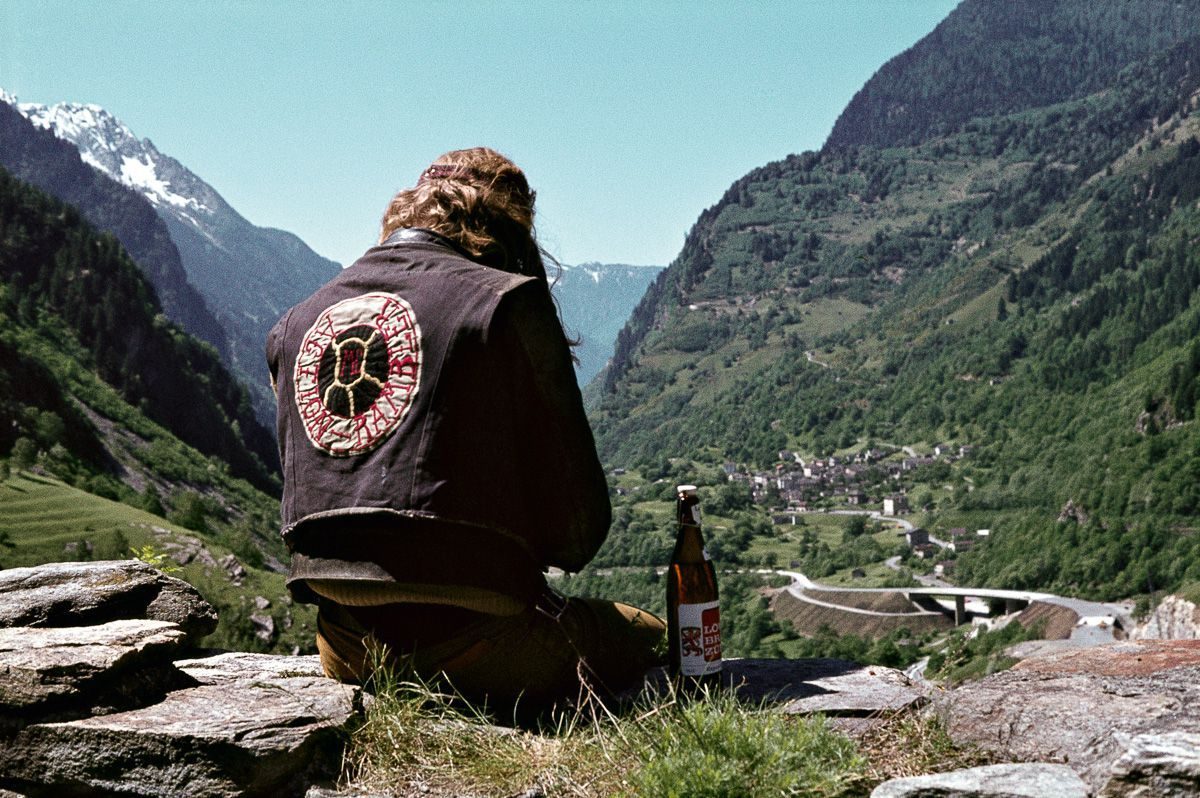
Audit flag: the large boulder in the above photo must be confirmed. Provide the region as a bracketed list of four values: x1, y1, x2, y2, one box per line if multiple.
[937, 639, 1200, 793]
[0, 560, 218, 643]
[0, 652, 360, 798]
[0, 563, 364, 797]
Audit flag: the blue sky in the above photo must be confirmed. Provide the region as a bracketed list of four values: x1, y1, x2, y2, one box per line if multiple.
[2, 1, 960, 268]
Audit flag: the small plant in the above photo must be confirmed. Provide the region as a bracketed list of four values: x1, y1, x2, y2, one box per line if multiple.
[130, 544, 182, 575]
[620, 685, 868, 797]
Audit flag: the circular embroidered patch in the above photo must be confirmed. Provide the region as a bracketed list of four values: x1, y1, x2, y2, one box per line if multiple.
[293, 292, 422, 456]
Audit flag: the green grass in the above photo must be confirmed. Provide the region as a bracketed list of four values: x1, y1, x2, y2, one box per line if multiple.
[343, 668, 873, 798]
[341, 660, 1001, 797]
[743, 513, 871, 566]
[0, 471, 184, 565]
[820, 561, 917, 588]
[0, 470, 314, 654]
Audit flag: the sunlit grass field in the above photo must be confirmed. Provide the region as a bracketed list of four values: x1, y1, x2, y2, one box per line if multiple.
[0, 470, 314, 652]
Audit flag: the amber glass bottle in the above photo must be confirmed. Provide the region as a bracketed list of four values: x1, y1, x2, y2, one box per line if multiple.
[667, 484, 722, 685]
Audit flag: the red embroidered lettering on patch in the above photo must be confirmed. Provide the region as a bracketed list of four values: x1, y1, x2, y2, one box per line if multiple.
[293, 292, 423, 456]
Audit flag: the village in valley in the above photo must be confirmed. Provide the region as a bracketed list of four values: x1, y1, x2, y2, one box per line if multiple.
[725, 443, 988, 577]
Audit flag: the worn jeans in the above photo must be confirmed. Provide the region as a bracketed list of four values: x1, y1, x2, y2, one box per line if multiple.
[315, 588, 666, 719]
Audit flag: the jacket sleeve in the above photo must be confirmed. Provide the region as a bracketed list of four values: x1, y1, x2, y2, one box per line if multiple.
[490, 280, 610, 572]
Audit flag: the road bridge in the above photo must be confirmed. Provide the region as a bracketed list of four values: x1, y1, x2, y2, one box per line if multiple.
[775, 571, 1130, 635]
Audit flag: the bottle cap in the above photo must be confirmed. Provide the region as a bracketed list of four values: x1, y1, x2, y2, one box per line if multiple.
[676, 484, 698, 495]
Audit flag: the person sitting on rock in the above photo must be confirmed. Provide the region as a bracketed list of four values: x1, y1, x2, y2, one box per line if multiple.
[266, 147, 664, 719]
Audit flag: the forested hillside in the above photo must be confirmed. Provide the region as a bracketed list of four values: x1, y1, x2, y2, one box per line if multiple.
[0, 99, 229, 358]
[827, 0, 1199, 150]
[594, 1, 1200, 600]
[0, 167, 277, 492]
[0, 166, 309, 649]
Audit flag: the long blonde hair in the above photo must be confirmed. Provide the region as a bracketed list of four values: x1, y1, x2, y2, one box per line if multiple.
[380, 147, 550, 283]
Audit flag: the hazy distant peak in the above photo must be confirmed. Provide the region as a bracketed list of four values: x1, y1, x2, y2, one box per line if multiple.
[570, 261, 663, 271]
[560, 261, 664, 285]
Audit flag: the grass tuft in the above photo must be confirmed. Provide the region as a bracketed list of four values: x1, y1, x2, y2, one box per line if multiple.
[621, 684, 868, 797]
[857, 709, 999, 784]
[342, 662, 873, 797]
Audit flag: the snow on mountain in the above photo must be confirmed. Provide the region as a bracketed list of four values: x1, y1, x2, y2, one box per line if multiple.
[11, 92, 657, 397]
[17, 100, 226, 241]
[12, 94, 341, 424]
[552, 262, 664, 387]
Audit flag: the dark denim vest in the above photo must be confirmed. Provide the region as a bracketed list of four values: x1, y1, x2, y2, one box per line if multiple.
[267, 230, 608, 604]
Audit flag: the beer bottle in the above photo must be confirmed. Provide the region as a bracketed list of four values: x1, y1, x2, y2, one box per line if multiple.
[667, 484, 722, 686]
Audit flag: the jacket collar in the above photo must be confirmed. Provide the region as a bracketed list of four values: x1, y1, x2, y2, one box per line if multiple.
[382, 227, 463, 252]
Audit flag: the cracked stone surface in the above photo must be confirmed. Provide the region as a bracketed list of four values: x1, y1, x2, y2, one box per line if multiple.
[0, 655, 360, 798]
[0, 559, 217, 643]
[937, 640, 1200, 792]
[0, 619, 188, 726]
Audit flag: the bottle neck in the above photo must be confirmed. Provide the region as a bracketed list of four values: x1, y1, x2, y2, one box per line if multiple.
[673, 523, 706, 561]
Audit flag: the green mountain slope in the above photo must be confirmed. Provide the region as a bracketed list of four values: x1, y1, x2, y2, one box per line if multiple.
[0, 167, 307, 651]
[0, 472, 313, 653]
[594, 9, 1200, 599]
[827, 0, 1200, 150]
[0, 166, 277, 492]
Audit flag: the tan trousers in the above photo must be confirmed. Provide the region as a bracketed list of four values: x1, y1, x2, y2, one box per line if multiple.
[316, 589, 666, 719]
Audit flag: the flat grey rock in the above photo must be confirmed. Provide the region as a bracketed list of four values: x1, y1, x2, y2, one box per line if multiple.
[0, 559, 218, 643]
[871, 763, 1090, 797]
[1, 674, 360, 797]
[0, 619, 188, 725]
[938, 640, 1200, 790]
[1100, 731, 1200, 797]
[725, 657, 930, 716]
[176, 651, 326, 684]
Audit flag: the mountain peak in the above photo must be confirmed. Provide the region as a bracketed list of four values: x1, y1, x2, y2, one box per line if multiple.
[2, 88, 341, 425]
[12, 96, 212, 217]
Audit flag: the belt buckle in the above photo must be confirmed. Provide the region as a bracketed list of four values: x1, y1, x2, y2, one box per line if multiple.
[535, 587, 569, 621]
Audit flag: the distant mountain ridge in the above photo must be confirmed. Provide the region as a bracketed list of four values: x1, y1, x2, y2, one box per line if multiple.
[552, 262, 663, 387]
[8, 88, 661, 406]
[826, 0, 1199, 150]
[10, 94, 341, 422]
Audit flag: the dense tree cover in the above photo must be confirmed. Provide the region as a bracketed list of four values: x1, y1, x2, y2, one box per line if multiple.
[827, 0, 1200, 150]
[594, 20, 1200, 600]
[0, 167, 278, 492]
[0, 99, 228, 356]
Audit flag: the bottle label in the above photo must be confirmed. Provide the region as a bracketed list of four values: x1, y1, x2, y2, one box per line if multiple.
[676, 600, 722, 675]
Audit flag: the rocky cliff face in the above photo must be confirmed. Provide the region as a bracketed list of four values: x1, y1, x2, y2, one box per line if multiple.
[1132, 595, 1200, 641]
